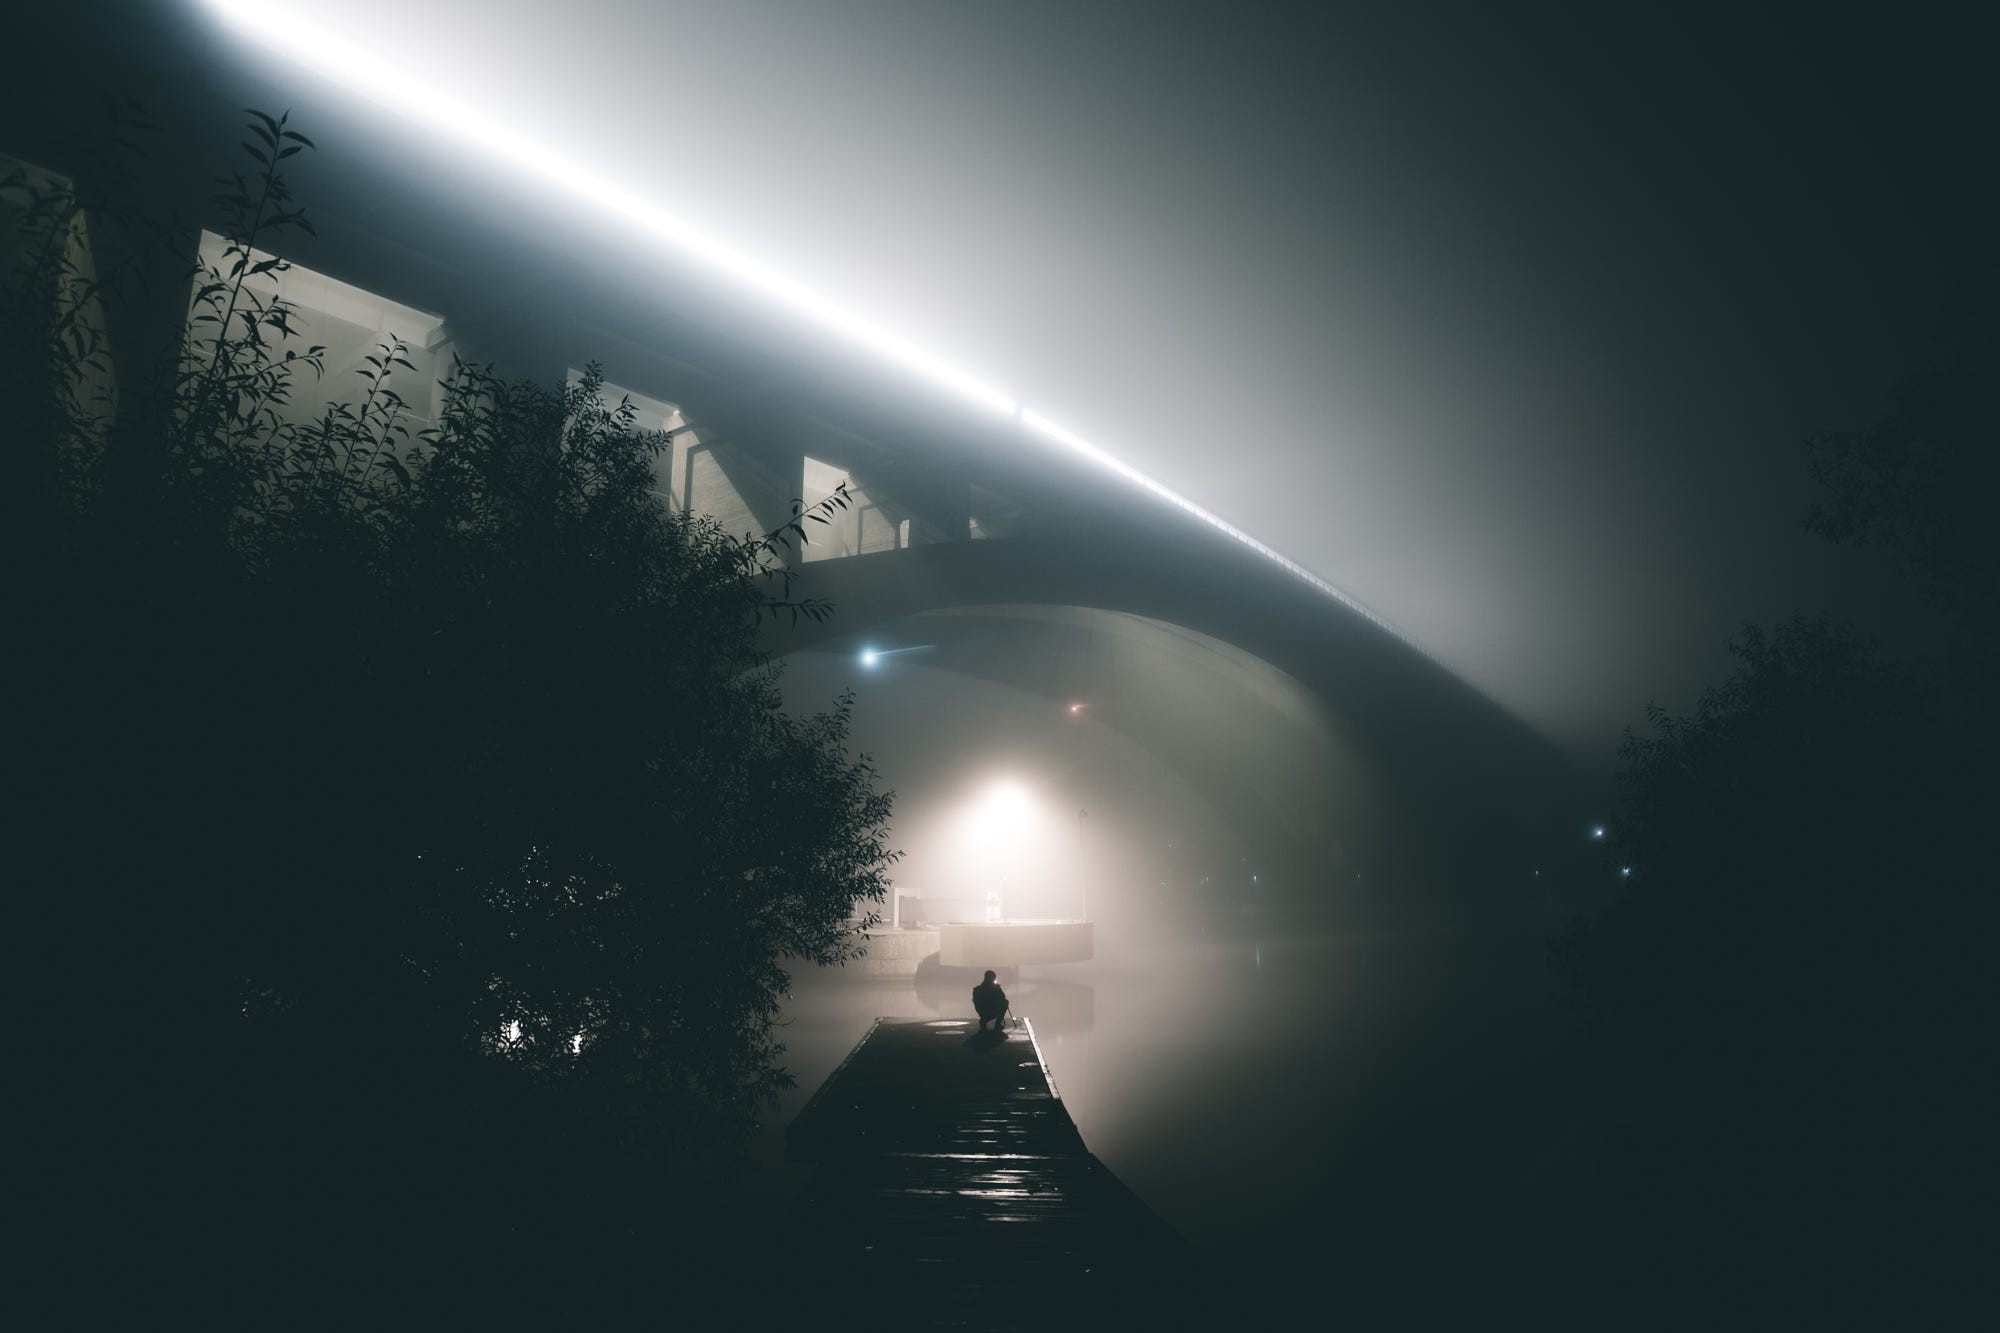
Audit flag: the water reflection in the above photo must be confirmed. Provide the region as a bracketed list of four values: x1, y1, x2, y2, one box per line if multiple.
[761, 916, 1584, 1324]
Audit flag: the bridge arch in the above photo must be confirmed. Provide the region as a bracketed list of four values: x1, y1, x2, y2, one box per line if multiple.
[768, 537, 1576, 909]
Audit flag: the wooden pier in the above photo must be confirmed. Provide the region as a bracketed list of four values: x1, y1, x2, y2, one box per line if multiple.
[781, 1018, 1206, 1330]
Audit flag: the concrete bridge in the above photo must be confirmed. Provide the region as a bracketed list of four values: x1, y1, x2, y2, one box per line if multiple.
[5, 1, 1581, 906]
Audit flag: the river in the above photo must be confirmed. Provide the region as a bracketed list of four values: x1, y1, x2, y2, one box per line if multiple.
[738, 909, 1605, 1327]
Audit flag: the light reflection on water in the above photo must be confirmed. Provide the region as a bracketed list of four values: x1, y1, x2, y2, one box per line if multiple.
[753, 914, 1583, 1322]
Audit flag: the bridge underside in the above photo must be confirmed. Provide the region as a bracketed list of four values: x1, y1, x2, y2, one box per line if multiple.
[0, 13, 1581, 920]
[775, 559, 1577, 928]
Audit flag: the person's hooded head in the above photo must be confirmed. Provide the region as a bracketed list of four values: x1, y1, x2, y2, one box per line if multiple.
[983, 970, 997, 983]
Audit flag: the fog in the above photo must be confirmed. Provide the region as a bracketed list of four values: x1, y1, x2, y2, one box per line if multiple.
[782, 607, 1394, 930]
[230, 0, 1989, 770]
[755, 929, 1579, 1325]
[749, 608, 1585, 1319]
[10, 5, 1984, 1321]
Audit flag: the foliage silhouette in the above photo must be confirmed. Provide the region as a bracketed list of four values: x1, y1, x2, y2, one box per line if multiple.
[1804, 310, 2000, 703]
[8, 107, 894, 1314]
[1554, 320, 1995, 1328]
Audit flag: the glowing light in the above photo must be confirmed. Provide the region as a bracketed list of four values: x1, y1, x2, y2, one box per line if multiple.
[945, 779, 1058, 922]
[190, 0, 1416, 644]
[1067, 703, 1083, 715]
[856, 643, 928, 668]
[1018, 409, 1402, 635]
[1620, 865, 1633, 878]
[979, 782, 1035, 827]
[1591, 825, 1607, 840]
[193, 0, 1013, 418]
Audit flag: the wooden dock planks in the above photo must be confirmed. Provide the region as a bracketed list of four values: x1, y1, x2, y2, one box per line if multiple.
[780, 1018, 1205, 1331]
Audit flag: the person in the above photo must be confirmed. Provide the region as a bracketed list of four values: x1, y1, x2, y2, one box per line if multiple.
[971, 970, 1010, 1032]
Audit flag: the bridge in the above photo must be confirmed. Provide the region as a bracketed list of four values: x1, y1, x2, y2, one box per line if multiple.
[5, 1, 1581, 910]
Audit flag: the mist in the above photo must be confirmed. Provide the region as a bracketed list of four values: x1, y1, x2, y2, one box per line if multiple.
[784, 607, 1383, 931]
[236, 0, 1989, 769]
[8, 1, 1988, 1325]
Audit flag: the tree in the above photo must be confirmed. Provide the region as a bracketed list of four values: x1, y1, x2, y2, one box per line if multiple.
[1804, 313, 1998, 614]
[8, 110, 893, 1314]
[1804, 308, 2000, 715]
[1552, 326, 1995, 1328]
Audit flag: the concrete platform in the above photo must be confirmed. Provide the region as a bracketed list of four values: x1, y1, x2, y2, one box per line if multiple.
[939, 919, 1093, 968]
[842, 926, 942, 978]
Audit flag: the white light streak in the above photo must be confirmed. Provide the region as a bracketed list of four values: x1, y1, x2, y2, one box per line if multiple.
[194, 0, 1406, 642]
[1019, 409, 1399, 634]
[858, 644, 929, 667]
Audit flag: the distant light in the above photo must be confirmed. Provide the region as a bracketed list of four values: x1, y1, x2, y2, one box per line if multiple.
[982, 781, 1034, 824]
[1619, 865, 1633, 878]
[857, 643, 930, 668]
[191, 0, 1414, 644]
[952, 779, 1047, 922]
[1591, 825, 1607, 840]
[1067, 703, 1083, 715]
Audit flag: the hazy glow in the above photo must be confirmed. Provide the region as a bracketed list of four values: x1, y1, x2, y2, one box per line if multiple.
[191, 0, 1410, 642]
[1018, 409, 1399, 634]
[857, 644, 929, 669]
[192, 0, 1013, 418]
[944, 778, 1061, 921]
[980, 781, 1034, 825]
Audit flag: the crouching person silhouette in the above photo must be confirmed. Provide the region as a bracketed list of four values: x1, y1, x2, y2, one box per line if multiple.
[972, 970, 1010, 1032]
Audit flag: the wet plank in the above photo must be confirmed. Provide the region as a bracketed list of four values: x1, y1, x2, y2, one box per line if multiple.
[781, 1018, 1206, 1331]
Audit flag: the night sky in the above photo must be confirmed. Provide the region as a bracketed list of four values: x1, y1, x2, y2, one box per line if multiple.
[248, 1, 1996, 769]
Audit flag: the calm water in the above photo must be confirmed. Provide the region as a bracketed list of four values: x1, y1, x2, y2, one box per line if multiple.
[741, 911, 1602, 1326]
